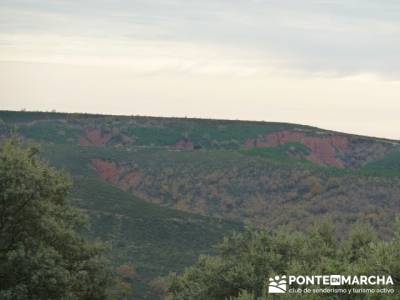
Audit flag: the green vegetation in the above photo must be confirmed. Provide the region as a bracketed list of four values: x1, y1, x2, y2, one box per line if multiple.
[17, 121, 81, 144]
[0, 139, 240, 299]
[0, 110, 312, 149]
[39, 144, 242, 299]
[361, 150, 400, 177]
[124, 119, 296, 148]
[46, 144, 398, 236]
[72, 177, 241, 298]
[0, 111, 70, 123]
[0, 140, 109, 300]
[240, 142, 311, 164]
[168, 221, 400, 299]
[1, 110, 400, 299]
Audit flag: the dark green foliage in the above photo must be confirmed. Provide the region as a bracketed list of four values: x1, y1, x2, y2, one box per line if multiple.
[0, 140, 109, 300]
[167, 221, 400, 299]
[17, 121, 81, 144]
[362, 150, 400, 176]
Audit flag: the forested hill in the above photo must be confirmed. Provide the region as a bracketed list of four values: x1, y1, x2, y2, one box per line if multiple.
[1, 110, 400, 299]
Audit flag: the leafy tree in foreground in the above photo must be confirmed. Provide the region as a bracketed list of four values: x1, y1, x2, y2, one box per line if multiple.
[167, 221, 400, 300]
[0, 140, 109, 300]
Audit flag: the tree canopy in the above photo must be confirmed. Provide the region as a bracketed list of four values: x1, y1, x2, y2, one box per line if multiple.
[167, 221, 400, 300]
[0, 140, 109, 300]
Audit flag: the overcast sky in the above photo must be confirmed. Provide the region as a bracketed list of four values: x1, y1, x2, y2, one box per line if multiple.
[1, 0, 399, 139]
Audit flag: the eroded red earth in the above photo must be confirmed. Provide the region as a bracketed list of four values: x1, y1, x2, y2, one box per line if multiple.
[245, 130, 350, 167]
[79, 128, 112, 146]
[91, 159, 143, 190]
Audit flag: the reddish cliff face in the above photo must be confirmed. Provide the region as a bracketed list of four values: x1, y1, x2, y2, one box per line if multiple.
[80, 128, 112, 146]
[91, 159, 143, 190]
[91, 159, 122, 184]
[245, 130, 350, 167]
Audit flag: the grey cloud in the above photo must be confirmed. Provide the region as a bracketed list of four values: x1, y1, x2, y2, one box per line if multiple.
[1, 0, 400, 78]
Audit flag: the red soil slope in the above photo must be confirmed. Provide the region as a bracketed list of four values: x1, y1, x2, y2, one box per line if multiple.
[245, 130, 349, 167]
[79, 128, 112, 146]
[91, 159, 143, 190]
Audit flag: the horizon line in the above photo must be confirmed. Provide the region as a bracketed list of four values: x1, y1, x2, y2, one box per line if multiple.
[1, 109, 398, 142]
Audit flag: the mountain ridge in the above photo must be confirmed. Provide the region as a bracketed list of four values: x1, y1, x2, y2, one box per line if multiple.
[1, 109, 398, 142]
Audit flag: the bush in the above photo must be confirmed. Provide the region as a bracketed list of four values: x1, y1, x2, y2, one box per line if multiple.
[167, 221, 400, 300]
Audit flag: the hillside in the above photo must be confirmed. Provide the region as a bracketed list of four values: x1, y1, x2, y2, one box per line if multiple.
[1, 110, 400, 298]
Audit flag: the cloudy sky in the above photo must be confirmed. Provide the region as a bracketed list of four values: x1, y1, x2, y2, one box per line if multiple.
[1, 0, 399, 139]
